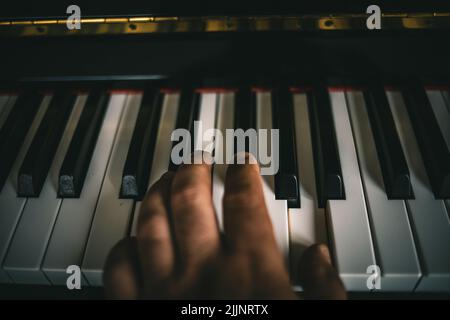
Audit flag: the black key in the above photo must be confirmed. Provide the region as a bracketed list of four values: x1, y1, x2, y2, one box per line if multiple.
[58, 90, 109, 198]
[402, 82, 450, 198]
[307, 85, 344, 208]
[18, 92, 76, 197]
[364, 85, 413, 199]
[168, 88, 200, 171]
[272, 87, 300, 208]
[0, 92, 42, 191]
[234, 87, 256, 154]
[120, 89, 163, 199]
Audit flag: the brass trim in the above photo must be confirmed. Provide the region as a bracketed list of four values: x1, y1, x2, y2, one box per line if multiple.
[10, 20, 33, 25]
[153, 16, 178, 22]
[0, 13, 449, 37]
[105, 18, 129, 23]
[33, 20, 58, 25]
[80, 18, 105, 23]
[128, 17, 153, 22]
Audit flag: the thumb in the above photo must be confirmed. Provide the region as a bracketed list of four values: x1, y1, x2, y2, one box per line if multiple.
[298, 244, 347, 300]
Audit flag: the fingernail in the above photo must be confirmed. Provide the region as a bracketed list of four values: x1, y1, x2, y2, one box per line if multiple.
[190, 150, 214, 165]
[314, 244, 332, 265]
[234, 152, 258, 165]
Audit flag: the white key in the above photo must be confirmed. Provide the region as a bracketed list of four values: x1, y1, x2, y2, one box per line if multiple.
[212, 93, 234, 230]
[0, 95, 49, 284]
[289, 93, 327, 289]
[326, 91, 376, 291]
[3, 95, 86, 284]
[346, 91, 421, 291]
[194, 93, 217, 153]
[81, 94, 142, 286]
[130, 93, 180, 236]
[257, 92, 290, 265]
[426, 90, 450, 152]
[39, 94, 126, 285]
[387, 90, 450, 292]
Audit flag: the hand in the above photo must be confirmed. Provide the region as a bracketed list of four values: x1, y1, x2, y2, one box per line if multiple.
[103, 154, 346, 299]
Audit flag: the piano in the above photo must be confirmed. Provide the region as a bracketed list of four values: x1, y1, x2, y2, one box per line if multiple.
[0, 0, 450, 298]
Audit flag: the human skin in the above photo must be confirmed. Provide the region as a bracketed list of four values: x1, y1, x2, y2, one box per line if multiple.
[104, 154, 346, 299]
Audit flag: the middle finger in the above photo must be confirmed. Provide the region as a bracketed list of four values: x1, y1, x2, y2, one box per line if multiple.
[170, 159, 220, 271]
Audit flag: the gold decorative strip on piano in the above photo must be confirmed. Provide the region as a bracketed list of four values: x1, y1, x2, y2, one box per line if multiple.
[0, 13, 449, 37]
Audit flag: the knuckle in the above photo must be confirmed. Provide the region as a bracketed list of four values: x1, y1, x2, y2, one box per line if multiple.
[138, 211, 166, 235]
[171, 185, 208, 209]
[138, 196, 165, 225]
[223, 190, 261, 211]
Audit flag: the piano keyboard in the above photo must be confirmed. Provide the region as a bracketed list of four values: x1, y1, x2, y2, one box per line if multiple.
[0, 84, 449, 293]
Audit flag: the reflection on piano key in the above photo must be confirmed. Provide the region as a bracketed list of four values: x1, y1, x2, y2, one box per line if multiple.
[58, 91, 110, 198]
[18, 92, 76, 197]
[426, 90, 450, 153]
[364, 85, 412, 199]
[347, 90, 421, 291]
[194, 93, 217, 153]
[0, 92, 43, 191]
[41, 94, 125, 285]
[387, 90, 450, 292]
[81, 93, 142, 286]
[212, 92, 234, 231]
[272, 87, 300, 208]
[0, 95, 9, 117]
[120, 89, 163, 199]
[257, 91, 289, 265]
[169, 89, 200, 171]
[2, 95, 83, 284]
[289, 92, 327, 289]
[130, 93, 180, 236]
[307, 86, 344, 207]
[0, 95, 50, 284]
[234, 87, 255, 154]
[443, 91, 450, 113]
[0, 95, 15, 130]
[326, 90, 375, 291]
[401, 83, 450, 198]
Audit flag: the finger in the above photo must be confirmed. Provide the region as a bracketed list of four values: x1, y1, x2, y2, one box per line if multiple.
[137, 172, 175, 286]
[170, 153, 220, 270]
[298, 244, 347, 300]
[223, 153, 278, 255]
[103, 237, 140, 299]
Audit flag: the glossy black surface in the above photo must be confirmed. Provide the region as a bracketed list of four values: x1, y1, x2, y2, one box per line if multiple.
[2, 31, 450, 85]
[168, 88, 200, 171]
[272, 87, 300, 208]
[308, 85, 344, 208]
[58, 90, 109, 197]
[0, 92, 42, 191]
[234, 87, 256, 155]
[402, 82, 450, 198]
[120, 89, 163, 199]
[18, 91, 75, 197]
[364, 85, 413, 199]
